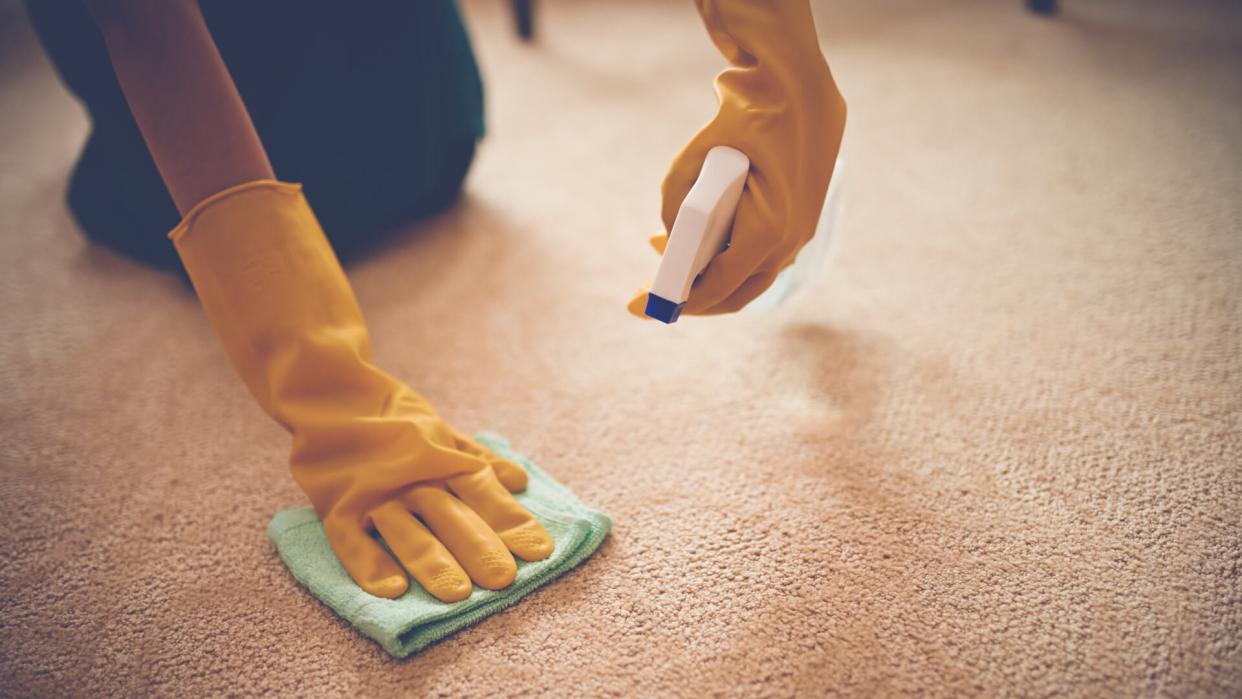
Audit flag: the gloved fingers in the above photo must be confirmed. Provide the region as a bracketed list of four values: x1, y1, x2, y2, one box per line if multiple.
[446, 469, 554, 562]
[696, 269, 780, 316]
[486, 459, 528, 493]
[404, 486, 517, 590]
[323, 518, 409, 599]
[630, 213, 775, 317]
[681, 187, 782, 314]
[648, 232, 669, 254]
[626, 235, 670, 318]
[371, 501, 472, 602]
[681, 240, 767, 315]
[451, 432, 528, 493]
[626, 286, 654, 320]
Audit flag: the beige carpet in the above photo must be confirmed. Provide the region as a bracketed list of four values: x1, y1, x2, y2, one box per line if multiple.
[2, 0, 1240, 695]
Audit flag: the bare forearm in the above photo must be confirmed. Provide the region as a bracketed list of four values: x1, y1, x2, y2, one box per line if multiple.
[85, 0, 273, 214]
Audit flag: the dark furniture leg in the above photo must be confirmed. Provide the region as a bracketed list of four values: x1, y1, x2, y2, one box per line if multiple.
[1027, 0, 1058, 16]
[512, 0, 534, 40]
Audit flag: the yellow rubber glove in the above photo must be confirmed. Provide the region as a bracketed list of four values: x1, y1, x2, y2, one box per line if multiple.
[170, 180, 553, 601]
[629, 0, 847, 317]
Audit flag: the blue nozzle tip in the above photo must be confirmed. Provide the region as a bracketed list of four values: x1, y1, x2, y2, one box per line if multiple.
[645, 293, 685, 324]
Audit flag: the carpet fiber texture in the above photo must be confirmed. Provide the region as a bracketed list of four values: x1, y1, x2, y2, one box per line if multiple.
[1, 0, 1240, 695]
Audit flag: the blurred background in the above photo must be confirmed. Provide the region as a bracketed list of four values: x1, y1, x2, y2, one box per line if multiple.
[1, 0, 1239, 696]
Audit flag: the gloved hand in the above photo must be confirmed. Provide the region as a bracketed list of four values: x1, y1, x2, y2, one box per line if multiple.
[170, 180, 553, 601]
[629, 0, 847, 317]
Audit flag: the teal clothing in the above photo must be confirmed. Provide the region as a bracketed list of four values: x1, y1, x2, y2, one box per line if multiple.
[27, 1, 485, 269]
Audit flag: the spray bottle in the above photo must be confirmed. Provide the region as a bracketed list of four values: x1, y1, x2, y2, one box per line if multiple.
[644, 146, 844, 323]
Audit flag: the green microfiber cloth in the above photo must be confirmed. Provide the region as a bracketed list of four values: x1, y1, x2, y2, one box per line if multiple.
[266, 433, 611, 658]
